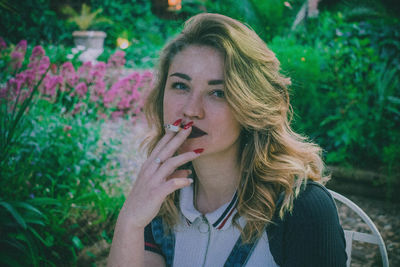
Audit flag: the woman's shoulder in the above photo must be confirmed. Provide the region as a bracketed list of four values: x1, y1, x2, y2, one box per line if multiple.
[288, 181, 338, 223]
[268, 181, 347, 266]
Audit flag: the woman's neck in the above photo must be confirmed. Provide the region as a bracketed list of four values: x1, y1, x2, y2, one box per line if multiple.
[192, 151, 240, 214]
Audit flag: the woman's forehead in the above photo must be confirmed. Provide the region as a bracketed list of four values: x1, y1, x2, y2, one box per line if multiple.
[167, 45, 224, 79]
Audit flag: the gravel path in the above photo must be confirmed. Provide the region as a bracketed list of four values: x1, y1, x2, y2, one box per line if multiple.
[334, 193, 400, 266]
[93, 119, 400, 266]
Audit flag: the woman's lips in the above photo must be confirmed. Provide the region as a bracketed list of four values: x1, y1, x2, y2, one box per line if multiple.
[188, 125, 207, 138]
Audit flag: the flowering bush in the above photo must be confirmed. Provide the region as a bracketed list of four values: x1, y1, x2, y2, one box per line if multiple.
[0, 38, 153, 123]
[0, 38, 148, 266]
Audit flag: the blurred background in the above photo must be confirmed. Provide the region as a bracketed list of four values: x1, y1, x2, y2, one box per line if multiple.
[0, 0, 399, 266]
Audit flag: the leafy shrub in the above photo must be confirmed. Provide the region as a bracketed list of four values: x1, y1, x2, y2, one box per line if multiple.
[0, 98, 125, 265]
[269, 35, 328, 136]
[0, 38, 137, 266]
[271, 11, 400, 195]
[205, 0, 304, 41]
[0, 0, 73, 45]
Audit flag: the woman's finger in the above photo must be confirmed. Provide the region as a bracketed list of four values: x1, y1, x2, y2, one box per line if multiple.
[152, 122, 193, 165]
[166, 169, 192, 181]
[148, 119, 183, 158]
[145, 122, 193, 175]
[158, 177, 193, 197]
[155, 150, 201, 181]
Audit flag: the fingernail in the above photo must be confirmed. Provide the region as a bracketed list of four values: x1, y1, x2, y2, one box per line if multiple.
[188, 178, 194, 183]
[193, 148, 204, 154]
[173, 119, 182, 126]
[183, 121, 194, 130]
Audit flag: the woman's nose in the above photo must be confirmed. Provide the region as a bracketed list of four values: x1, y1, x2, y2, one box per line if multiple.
[182, 93, 204, 119]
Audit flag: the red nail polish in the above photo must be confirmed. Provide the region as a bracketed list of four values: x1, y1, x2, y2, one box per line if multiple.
[184, 121, 194, 130]
[173, 119, 182, 126]
[193, 148, 204, 154]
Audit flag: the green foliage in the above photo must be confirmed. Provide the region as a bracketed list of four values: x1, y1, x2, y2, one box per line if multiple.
[269, 35, 327, 135]
[0, 41, 126, 265]
[272, 10, 400, 195]
[205, 0, 303, 40]
[1, 0, 183, 61]
[0, 0, 73, 45]
[89, 0, 183, 58]
[42, 44, 81, 67]
[61, 3, 113, 31]
[0, 97, 124, 265]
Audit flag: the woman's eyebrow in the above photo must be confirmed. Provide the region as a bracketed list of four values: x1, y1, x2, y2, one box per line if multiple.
[169, 72, 191, 81]
[169, 73, 224, 85]
[208, 80, 224, 85]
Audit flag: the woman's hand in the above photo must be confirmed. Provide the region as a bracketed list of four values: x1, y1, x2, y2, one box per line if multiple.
[118, 119, 202, 229]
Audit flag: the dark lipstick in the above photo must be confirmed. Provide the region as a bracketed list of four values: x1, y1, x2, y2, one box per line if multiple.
[188, 125, 207, 138]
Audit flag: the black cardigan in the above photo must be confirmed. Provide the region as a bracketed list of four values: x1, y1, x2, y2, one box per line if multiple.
[267, 181, 347, 266]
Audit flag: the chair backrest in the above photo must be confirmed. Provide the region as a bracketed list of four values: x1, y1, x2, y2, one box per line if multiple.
[328, 189, 389, 267]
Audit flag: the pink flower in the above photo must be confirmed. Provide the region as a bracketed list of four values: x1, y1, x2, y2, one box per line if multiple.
[5, 73, 28, 101]
[37, 56, 50, 76]
[63, 125, 72, 132]
[90, 81, 105, 102]
[50, 63, 58, 74]
[0, 87, 6, 99]
[78, 61, 93, 83]
[23, 56, 50, 88]
[75, 82, 88, 98]
[111, 111, 124, 120]
[15, 40, 27, 53]
[90, 62, 106, 83]
[0, 37, 6, 51]
[41, 75, 63, 96]
[72, 102, 84, 115]
[117, 97, 130, 110]
[97, 111, 107, 119]
[107, 50, 126, 69]
[29, 46, 45, 62]
[8, 40, 28, 72]
[61, 62, 78, 89]
[10, 51, 24, 71]
[103, 86, 117, 108]
[102, 71, 150, 118]
[93, 61, 106, 72]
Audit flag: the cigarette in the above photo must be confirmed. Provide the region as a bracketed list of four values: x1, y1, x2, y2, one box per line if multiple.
[165, 124, 180, 132]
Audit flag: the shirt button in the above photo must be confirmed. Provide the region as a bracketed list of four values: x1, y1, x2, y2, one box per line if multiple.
[198, 223, 209, 233]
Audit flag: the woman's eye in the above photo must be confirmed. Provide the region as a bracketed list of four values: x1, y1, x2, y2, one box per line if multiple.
[172, 82, 188, 90]
[211, 90, 225, 98]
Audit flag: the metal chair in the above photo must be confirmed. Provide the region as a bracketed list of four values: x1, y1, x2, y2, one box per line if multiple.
[328, 190, 389, 267]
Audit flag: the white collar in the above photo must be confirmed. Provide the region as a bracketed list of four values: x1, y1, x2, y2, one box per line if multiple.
[179, 184, 238, 230]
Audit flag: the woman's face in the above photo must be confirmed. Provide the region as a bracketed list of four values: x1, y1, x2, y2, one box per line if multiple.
[163, 45, 241, 158]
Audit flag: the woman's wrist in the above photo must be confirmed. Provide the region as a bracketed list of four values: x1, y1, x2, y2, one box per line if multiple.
[116, 209, 148, 231]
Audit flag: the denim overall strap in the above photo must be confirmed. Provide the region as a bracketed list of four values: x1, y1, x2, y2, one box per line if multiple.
[223, 230, 260, 267]
[151, 217, 175, 267]
[224, 191, 285, 267]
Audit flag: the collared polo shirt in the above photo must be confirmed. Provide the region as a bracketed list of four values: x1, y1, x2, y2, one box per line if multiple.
[145, 185, 278, 266]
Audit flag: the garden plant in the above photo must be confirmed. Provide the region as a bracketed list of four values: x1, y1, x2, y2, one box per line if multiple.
[0, 38, 152, 266]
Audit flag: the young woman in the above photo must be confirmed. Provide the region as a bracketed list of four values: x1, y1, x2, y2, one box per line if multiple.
[108, 13, 347, 267]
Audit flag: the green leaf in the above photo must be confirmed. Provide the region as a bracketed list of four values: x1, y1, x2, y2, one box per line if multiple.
[27, 197, 61, 206]
[388, 96, 400, 105]
[0, 201, 27, 229]
[28, 227, 54, 247]
[72, 236, 84, 250]
[72, 192, 98, 203]
[13, 202, 45, 218]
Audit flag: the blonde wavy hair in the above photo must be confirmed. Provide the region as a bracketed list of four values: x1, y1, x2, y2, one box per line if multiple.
[144, 13, 329, 242]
